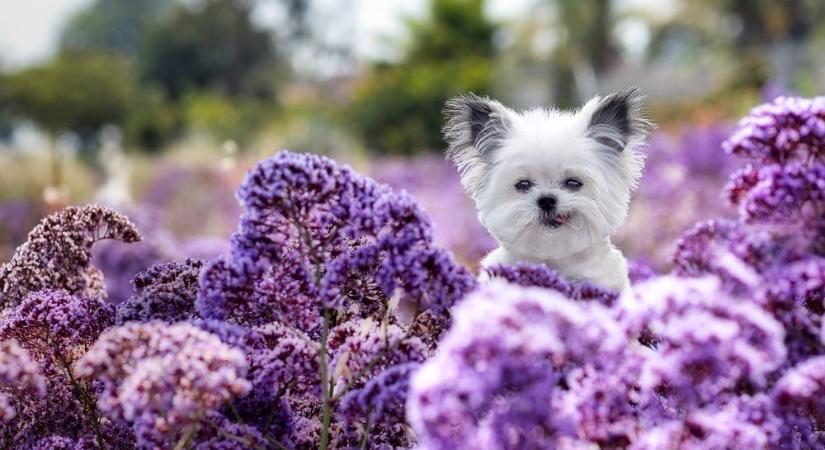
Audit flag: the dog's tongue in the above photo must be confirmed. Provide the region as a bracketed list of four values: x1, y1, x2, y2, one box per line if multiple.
[553, 214, 567, 226]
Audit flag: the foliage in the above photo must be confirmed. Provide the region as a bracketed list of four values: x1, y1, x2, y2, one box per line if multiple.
[4, 52, 135, 149]
[348, 0, 497, 154]
[121, 86, 180, 152]
[182, 92, 276, 146]
[138, 0, 279, 101]
[60, 0, 169, 57]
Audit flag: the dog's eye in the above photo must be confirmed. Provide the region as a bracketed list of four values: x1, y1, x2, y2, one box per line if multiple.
[564, 178, 583, 190]
[514, 179, 533, 192]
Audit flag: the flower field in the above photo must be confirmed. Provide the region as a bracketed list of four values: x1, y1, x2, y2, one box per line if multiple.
[0, 96, 823, 450]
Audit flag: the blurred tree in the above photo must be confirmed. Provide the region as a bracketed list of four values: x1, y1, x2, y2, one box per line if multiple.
[648, 0, 825, 95]
[4, 53, 134, 185]
[0, 74, 14, 143]
[182, 92, 274, 147]
[348, 0, 497, 154]
[122, 86, 180, 152]
[138, 0, 280, 100]
[405, 0, 496, 63]
[60, 0, 169, 57]
[543, 0, 618, 107]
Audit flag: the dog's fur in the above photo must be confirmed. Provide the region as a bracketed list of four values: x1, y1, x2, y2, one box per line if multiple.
[444, 87, 653, 291]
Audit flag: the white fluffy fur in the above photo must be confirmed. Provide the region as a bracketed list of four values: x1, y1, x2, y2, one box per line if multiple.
[445, 89, 652, 292]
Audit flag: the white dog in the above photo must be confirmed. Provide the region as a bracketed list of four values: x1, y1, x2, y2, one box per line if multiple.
[443, 87, 653, 292]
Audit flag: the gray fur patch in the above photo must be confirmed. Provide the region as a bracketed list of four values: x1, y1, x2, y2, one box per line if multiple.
[443, 93, 510, 199]
[588, 87, 654, 152]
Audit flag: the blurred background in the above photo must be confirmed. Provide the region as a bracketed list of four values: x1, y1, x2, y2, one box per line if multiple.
[0, 0, 823, 300]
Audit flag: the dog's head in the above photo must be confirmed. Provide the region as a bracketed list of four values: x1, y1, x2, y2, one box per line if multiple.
[444, 88, 653, 259]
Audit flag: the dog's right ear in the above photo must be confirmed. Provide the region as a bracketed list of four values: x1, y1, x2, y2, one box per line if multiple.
[443, 93, 512, 199]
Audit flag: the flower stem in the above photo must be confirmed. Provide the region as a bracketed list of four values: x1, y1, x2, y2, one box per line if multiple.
[60, 357, 107, 450]
[319, 307, 332, 450]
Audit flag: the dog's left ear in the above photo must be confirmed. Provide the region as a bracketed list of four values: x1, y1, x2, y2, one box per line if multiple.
[443, 93, 513, 200]
[586, 87, 654, 152]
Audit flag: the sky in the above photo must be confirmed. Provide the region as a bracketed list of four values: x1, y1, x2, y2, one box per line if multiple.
[0, 0, 91, 68]
[0, 0, 535, 70]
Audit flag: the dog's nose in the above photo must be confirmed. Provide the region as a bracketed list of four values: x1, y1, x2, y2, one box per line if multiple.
[537, 195, 556, 212]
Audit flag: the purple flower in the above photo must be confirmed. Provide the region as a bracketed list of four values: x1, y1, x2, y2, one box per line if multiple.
[116, 258, 204, 324]
[724, 164, 761, 206]
[631, 397, 779, 450]
[248, 321, 320, 398]
[1, 290, 115, 362]
[772, 356, 825, 448]
[408, 282, 624, 450]
[74, 322, 251, 448]
[330, 321, 428, 393]
[671, 219, 802, 294]
[728, 162, 825, 227]
[627, 259, 658, 284]
[483, 262, 619, 305]
[191, 151, 478, 446]
[369, 155, 496, 266]
[197, 151, 476, 325]
[0, 205, 141, 309]
[554, 357, 648, 447]
[191, 412, 274, 450]
[341, 362, 418, 426]
[340, 363, 419, 448]
[723, 96, 825, 164]
[619, 276, 786, 409]
[30, 435, 95, 450]
[0, 339, 46, 422]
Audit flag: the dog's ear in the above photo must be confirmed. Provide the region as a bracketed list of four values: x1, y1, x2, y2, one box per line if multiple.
[443, 93, 512, 199]
[587, 87, 653, 152]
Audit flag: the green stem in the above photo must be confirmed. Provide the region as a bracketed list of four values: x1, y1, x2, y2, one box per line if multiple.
[359, 413, 372, 450]
[61, 358, 106, 450]
[172, 422, 198, 450]
[319, 307, 332, 450]
[330, 313, 419, 402]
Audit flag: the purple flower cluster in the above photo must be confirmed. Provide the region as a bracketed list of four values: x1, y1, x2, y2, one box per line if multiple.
[115, 258, 203, 324]
[74, 322, 251, 448]
[0, 205, 141, 309]
[2, 149, 480, 446]
[726, 161, 825, 227]
[408, 276, 795, 449]
[674, 96, 825, 366]
[484, 261, 619, 304]
[772, 356, 825, 448]
[369, 155, 496, 267]
[408, 282, 624, 449]
[723, 96, 825, 164]
[0, 339, 45, 422]
[193, 151, 476, 448]
[0, 150, 477, 448]
[1, 290, 116, 360]
[620, 277, 786, 409]
[0, 289, 126, 448]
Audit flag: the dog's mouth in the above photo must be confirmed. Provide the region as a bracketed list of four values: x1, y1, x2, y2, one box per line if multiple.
[540, 211, 571, 229]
